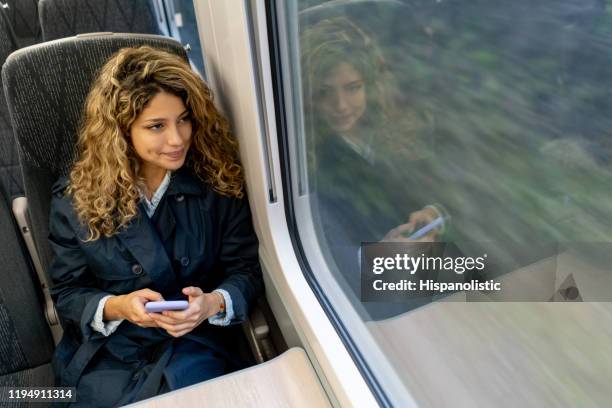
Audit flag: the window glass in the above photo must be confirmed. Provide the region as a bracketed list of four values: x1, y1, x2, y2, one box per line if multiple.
[282, 0, 612, 403]
[165, 0, 205, 76]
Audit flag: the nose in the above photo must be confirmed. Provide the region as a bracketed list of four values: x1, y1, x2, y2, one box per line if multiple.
[166, 124, 183, 146]
[331, 91, 349, 114]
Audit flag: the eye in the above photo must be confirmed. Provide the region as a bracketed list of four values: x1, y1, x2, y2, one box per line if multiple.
[178, 114, 192, 124]
[147, 123, 164, 131]
[346, 82, 364, 93]
[317, 87, 331, 98]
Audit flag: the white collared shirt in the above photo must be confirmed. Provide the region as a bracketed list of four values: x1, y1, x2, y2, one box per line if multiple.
[140, 171, 172, 218]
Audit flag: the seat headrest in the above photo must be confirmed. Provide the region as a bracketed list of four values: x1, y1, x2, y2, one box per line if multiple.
[39, 0, 161, 42]
[0, 6, 19, 58]
[0, 5, 21, 200]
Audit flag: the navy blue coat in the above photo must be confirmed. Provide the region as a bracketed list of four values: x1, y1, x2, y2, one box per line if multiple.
[48, 166, 263, 406]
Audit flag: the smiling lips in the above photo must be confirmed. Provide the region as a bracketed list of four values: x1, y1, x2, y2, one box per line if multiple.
[163, 149, 185, 160]
[332, 114, 353, 123]
[330, 114, 355, 129]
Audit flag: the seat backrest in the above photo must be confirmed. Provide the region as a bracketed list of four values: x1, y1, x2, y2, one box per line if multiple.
[39, 0, 162, 41]
[3, 0, 42, 47]
[0, 5, 24, 201]
[0, 190, 55, 378]
[0, 7, 54, 383]
[2, 33, 188, 287]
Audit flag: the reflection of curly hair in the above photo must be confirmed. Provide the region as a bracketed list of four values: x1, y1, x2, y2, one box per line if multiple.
[68, 46, 243, 241]
[300, 16, 390, 133]
[301, 16, 431, 161]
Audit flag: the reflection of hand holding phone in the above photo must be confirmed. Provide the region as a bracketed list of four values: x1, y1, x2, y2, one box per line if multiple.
[405, 216, 444, 240]
[144, 300, 189, 313]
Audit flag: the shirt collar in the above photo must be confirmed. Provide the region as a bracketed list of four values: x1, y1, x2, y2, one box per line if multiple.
[140, 171, 171, 218]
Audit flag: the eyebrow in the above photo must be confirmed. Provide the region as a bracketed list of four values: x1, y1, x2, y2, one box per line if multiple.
[142, 109, 190, 123]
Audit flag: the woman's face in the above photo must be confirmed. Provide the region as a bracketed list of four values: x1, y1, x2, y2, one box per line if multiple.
[129, 91, 192, 177]
[316, 62, 366, 134]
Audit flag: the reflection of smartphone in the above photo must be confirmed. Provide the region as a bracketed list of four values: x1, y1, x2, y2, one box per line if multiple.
[145, 300, 189, 313]
[405, 217, 445, 240]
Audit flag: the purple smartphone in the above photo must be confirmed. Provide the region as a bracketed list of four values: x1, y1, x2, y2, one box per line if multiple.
[145, 300, 189, 313]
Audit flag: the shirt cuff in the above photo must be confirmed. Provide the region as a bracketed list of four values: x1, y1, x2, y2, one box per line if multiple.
[90, 295, 124, 337]
[208, 289, 234, 326]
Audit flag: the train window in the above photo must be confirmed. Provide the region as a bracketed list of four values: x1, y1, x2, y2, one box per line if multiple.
[273, 0, 612, 404]
[163, 0, 205, 76]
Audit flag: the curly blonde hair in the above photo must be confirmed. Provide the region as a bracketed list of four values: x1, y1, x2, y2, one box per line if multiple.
[300, 17, 432, 161]
[68, 46, 243, 241]
[300, 17, 390, 135]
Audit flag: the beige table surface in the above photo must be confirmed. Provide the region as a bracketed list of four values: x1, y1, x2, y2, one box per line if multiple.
[130, 347, 331, 408]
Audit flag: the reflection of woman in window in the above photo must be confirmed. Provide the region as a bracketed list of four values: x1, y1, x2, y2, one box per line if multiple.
[48, 46, 263, 406]
[301, 17, 446, 317]
[302, 16, 444, 237]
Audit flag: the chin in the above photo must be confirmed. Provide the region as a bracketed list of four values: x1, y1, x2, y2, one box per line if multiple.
[327, 119, 356, 134]
[332, 123, 355, 134]
[162, 159, 186, 171]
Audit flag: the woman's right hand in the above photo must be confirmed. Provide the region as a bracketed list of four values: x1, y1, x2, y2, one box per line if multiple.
[104, 289, 163, 328]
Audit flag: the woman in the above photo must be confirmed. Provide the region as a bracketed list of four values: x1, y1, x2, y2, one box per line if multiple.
[48, 46, 263, 406]
[300, 17, 448, 318]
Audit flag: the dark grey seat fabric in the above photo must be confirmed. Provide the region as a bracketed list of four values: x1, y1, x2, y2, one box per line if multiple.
[0, 193, 55, 390]
[3, 0, 42, 47]
[0, 5, 24, 200]
[39, 0, 161, 41]
[0, 364, 55, 406]
[2, 33, 187, 296]
[0, 8, 54, 397]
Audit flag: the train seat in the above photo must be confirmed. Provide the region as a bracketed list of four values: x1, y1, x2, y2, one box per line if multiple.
[2, 0, 42, 47]
[38, 0, 163, 42]
[0, 4, 25, 200]
[0, 191, 55, 390]
[0, 5, 56, 392]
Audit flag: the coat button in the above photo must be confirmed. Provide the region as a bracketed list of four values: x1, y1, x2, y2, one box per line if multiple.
[175, 194, 185, 202]
[180, 257, 190, 267]
[132, 264, 143, 275]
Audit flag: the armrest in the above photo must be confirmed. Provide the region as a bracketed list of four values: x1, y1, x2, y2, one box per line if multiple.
[12, 196, 63, 344]
[242, 297, 283, 363]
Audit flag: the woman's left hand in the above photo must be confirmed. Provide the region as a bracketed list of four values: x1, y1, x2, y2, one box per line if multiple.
[148, 286, 223, 338]
[383, 206, 441, 242]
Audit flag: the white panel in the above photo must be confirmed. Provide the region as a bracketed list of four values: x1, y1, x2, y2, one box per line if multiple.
[193, 1, 379, 407]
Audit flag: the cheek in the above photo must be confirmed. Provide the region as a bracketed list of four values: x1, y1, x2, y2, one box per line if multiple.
[130, 137, 145, 157]
[132, 135, 162, 158]
[183, 125, 193, 147]
[355, 90, 366, 109]
[354, 91, 367, 118]
[317, 98, 334, 119]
